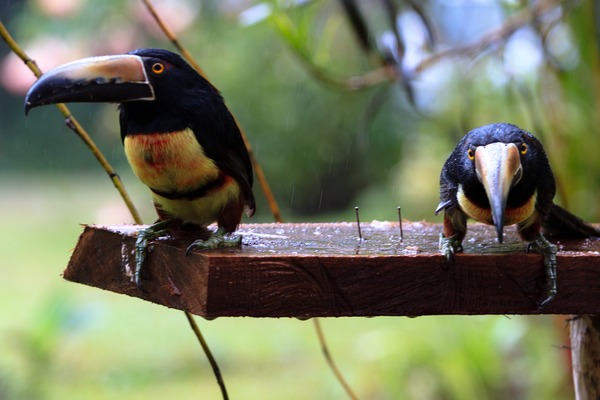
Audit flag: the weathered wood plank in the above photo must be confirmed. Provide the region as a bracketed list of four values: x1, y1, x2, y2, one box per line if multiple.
[63, 222, 600, 318]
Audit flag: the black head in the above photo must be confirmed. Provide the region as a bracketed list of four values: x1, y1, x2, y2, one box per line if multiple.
[24, 48, 223, 135]
[118, 49, 224, 135]
[441, 122, 555, 242]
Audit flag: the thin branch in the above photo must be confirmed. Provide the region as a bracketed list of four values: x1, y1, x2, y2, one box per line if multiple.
[140, 0, 204, 75]
[0, 20, 142, 225]
[313, 318, 359, 400]
[413, 0, 561, 74]
[338, 0, 374, 54]
[185, 313, 229, 400]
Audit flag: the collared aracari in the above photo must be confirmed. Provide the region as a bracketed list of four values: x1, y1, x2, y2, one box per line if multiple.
[25, 48, 255, 288]
[435, 122, 599, 307]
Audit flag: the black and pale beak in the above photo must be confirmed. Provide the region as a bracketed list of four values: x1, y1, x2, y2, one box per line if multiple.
[25, 54, 154, 114]
[474, 142, 523, 243]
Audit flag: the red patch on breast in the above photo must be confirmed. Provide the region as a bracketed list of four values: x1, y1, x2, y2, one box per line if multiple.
[134, 134, 172, 167]
[124, 130, 219, 193]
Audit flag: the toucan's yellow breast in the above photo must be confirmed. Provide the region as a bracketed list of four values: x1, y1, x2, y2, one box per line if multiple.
[152, 176, 241, 225]
[505, 194, 537, 225]
[457, 185, 537, 226]
[457, 187, 493, 225]
[124, 129, 220, 193]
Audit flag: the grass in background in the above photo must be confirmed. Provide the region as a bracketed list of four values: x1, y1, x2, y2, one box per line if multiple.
[0, 173, 572, 400]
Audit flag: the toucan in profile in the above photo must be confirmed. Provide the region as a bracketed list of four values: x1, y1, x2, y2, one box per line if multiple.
[25, 48, 255, 288]
[436, 122, 599, 306]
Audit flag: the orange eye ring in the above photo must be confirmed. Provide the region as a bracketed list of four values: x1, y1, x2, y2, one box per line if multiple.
[151, 62, 165, 74]
[520, 143, 528, 155]
[467, 148, 475, 160]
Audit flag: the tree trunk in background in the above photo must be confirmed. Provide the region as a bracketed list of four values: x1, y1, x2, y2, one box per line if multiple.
[571, 315, 600, 400]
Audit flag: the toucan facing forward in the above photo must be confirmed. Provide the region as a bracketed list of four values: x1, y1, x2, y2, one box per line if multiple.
[436, 123, 599, 306]
[25, 48, 255, 287]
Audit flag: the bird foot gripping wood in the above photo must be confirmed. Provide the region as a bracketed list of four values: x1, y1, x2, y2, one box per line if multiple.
[134, 219, 172, 290]
[527, 234, 558, 308]
[185, 226, 242, 254]
[134, 223, 242, 289]
[439, 233, 463, 264]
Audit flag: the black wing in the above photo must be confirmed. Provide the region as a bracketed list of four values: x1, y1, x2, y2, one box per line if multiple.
[190, 98, 256, 216]
[435, 151, 460, 215]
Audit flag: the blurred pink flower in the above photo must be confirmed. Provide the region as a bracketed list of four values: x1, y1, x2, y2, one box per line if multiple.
[1, 38, 80, 95]
[34, 0, 83, 18]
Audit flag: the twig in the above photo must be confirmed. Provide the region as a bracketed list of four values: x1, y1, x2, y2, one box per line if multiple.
[313, 319, 359, 400]
[185, 313, 229, 400]
[413, 1, 560, 74]
[140, 0, 203, 74]
[0, 20, 142, 225]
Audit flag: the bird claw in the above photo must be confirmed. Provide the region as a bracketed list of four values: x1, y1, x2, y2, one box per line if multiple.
[439, 233, 463, 264]
[134, 220, 171, 290]
[185, 227, 242, 255]
[133, 223, 242, 289]
[527, 234, 558, 307]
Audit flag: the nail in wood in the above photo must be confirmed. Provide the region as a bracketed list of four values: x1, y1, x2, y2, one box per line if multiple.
[397, 206, 404, 242]
[355, 206, 362, 240]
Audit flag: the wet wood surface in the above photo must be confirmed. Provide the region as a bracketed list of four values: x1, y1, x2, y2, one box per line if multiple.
[63, 222, 600, 318]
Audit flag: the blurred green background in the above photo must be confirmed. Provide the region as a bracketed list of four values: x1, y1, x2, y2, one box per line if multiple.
[2, 0, 596, 398]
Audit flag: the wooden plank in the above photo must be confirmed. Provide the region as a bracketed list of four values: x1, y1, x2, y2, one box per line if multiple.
[63, 222, 600, 318]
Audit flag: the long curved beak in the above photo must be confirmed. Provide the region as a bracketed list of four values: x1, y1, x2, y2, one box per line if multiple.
[25, 54, 154, 114]
[474, 142, 522, 243]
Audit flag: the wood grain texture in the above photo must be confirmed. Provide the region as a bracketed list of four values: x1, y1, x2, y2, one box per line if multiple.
[63, 222, 600, 318]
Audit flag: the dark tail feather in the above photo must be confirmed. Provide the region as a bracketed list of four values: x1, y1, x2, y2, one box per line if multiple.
[542, 203, 600, 238]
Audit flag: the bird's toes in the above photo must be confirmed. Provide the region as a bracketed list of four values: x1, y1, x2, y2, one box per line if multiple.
[186, 233, 242, 255]
[538, 286, 557, 309]
[528, 234, 558, 308]
[133, 220, 171, 289]
[439, 233, 462, 264]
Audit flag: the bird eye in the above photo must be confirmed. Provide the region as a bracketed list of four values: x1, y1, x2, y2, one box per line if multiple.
[467, 148, 475, 160]
[151, 62, 165, 74]
[520, 143, 528, 155]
